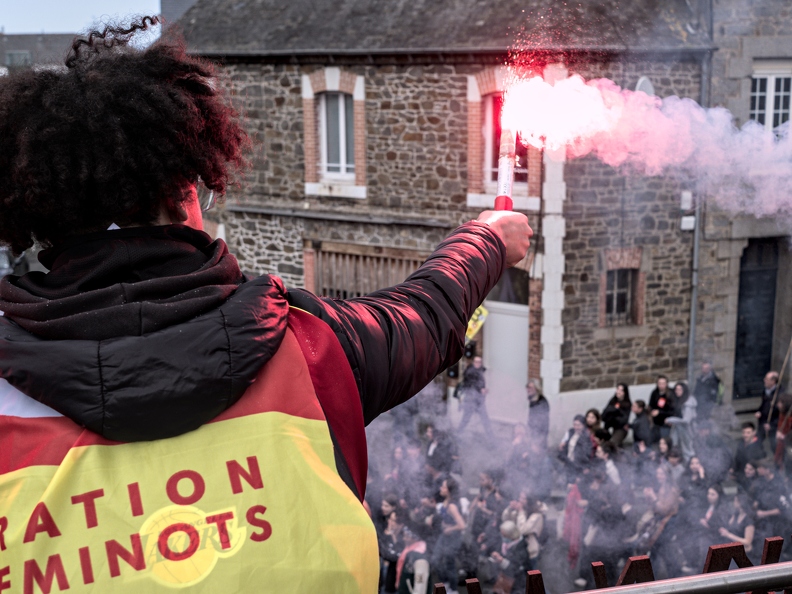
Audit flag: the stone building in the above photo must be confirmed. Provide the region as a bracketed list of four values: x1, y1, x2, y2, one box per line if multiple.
[0, 32, 74, 73]
[696, 0, 792, 414]
[177, 0, 790, 438]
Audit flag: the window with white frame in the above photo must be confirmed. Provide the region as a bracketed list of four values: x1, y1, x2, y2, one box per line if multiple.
[750, 61, 792, 131]
[484, 93, 528, 186]
[319, 92, 355, 178]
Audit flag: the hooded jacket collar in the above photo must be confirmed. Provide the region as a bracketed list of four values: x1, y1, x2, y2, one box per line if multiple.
[0, 225, 245, 341]
[0, 225, 289, 441]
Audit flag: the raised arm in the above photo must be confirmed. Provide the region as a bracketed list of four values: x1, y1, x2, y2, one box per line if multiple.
[287, 212, 531, 424]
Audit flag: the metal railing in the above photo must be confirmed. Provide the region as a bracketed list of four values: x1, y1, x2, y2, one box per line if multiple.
[432, 537, 792, 594]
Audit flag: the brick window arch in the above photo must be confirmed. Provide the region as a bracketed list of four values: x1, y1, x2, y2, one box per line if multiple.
[302, 68, 366, 199]
[466, 67, 542, 211]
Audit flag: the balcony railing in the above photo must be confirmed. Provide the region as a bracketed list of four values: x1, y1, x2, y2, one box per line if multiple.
[432, 537, 792, 594]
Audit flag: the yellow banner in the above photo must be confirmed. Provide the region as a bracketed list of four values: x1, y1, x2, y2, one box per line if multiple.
[0, 412, 378, 593]
[466, 304, 489, 341]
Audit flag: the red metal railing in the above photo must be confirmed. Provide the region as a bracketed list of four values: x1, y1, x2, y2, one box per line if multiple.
[432, 536, 792, 594]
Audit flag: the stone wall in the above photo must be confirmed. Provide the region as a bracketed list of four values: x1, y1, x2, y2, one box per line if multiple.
[694, 0, 792, 400]
[222, 207, 449, 288]
[221, 62, 480, 221]
[224, 211, 306, 288]
[558, 58, 701, 391]
[218, 55, 704, 393]
[710, 0, 792, 123]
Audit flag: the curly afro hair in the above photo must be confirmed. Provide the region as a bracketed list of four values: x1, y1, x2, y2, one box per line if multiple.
[0, 16, 249, 254]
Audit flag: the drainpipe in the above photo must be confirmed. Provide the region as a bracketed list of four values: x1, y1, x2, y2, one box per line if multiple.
[688, 1, 713, 383]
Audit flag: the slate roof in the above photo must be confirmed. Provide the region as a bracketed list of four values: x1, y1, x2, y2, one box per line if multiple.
[1, 34, 75, 67]
[178, 0, 713, 57]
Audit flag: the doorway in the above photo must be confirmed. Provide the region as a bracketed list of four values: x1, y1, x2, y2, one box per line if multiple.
[733, 238, 779, 399]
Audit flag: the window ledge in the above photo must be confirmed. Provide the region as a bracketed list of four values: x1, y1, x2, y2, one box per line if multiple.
[306, 182, 366, 200]
[467, 193, 540, 211]
[593, 325, 649, 340]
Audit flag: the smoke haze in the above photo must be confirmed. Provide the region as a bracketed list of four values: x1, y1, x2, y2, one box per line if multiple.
[502, 74, 792, 217]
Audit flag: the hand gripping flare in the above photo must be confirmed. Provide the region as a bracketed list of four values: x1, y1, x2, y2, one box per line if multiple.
[494, 128, 516, 211]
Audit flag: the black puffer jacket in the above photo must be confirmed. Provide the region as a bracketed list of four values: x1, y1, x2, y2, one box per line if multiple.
[0, 221, 505, 442]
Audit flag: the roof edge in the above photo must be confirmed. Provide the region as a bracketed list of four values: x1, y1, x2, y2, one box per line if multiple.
[188, 44, 715, 60]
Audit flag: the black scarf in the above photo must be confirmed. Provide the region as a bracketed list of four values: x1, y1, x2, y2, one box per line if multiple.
[0, 225, 244, 341]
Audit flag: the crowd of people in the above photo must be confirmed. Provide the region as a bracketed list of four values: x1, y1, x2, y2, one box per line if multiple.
[366, 363, 792, 593]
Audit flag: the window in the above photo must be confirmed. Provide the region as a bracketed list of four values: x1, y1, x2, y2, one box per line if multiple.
[599, 247, 645, 328]
[466, 69, 542, 211]
[484, 94, 528, 185]
[488, 267, 530, 305]
[751, 61, 792, 131]
[5, 51, 31, 68]
[604, 269, 638, 326]
[301, 68, 366, 199]
[319, 92, 355, 177]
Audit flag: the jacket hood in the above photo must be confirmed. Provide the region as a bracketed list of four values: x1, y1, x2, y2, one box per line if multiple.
[0, 226, 289, 441]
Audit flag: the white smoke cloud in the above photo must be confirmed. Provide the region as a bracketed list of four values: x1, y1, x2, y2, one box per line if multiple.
[502, 74, 792, 217]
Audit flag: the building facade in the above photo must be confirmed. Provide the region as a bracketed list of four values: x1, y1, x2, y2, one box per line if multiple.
[178, 0, 790, 437]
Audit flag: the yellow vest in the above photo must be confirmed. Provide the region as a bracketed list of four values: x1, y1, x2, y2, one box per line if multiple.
[0, 310, 379, 593]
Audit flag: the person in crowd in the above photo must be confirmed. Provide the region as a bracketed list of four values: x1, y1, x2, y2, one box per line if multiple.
[679, 456, 708, 509]
[400, 439, 426, 509]
[411, 492, 442, 552]
[654, 436, 673, 467]
[693, 420, 733, 484]
[379, 508, 408, 593]
[377, 493, 402, 536]
[732, 422, 765, 483]
[679, 484, 726, 574]
[422, 462, 448, 503]
[424, 423, 457, 475]
[596, 441, 622, 486]
[602, 383, 632, 447]
[575, 470, 626, 589]
[755, 371, 784, 447]
[505, 424, 534, 497]
[644, 465, 682, 577]
[593, 428, 612, 446]
[501, 491, 547, 571]
[396, 524, 430, 594]
[738, 461, 759, 498]
[559, 414, 595, 483]
[665, 381, 697, 462]
[665, 448, 685, 485]
[431, 477, 467, 594]
[490, 521, 531, 594]
[526, 378, 550, 448]
[630, 399, 655, 451]
[383, 444, 407, 502]
[649, 375, 675, 439]
[633, 435, 658, 489]
[753, 460, 790, 551]
[774, 400, 792, 475]
[718, 493, 756, 563]
[586, 408, 603, 433]
[457, 356, 493, 435]
[506, 424, 531, 478]
[693, 362, 722, 421]
[524, 439, 554, 502]
[469, 469, 508, 554]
